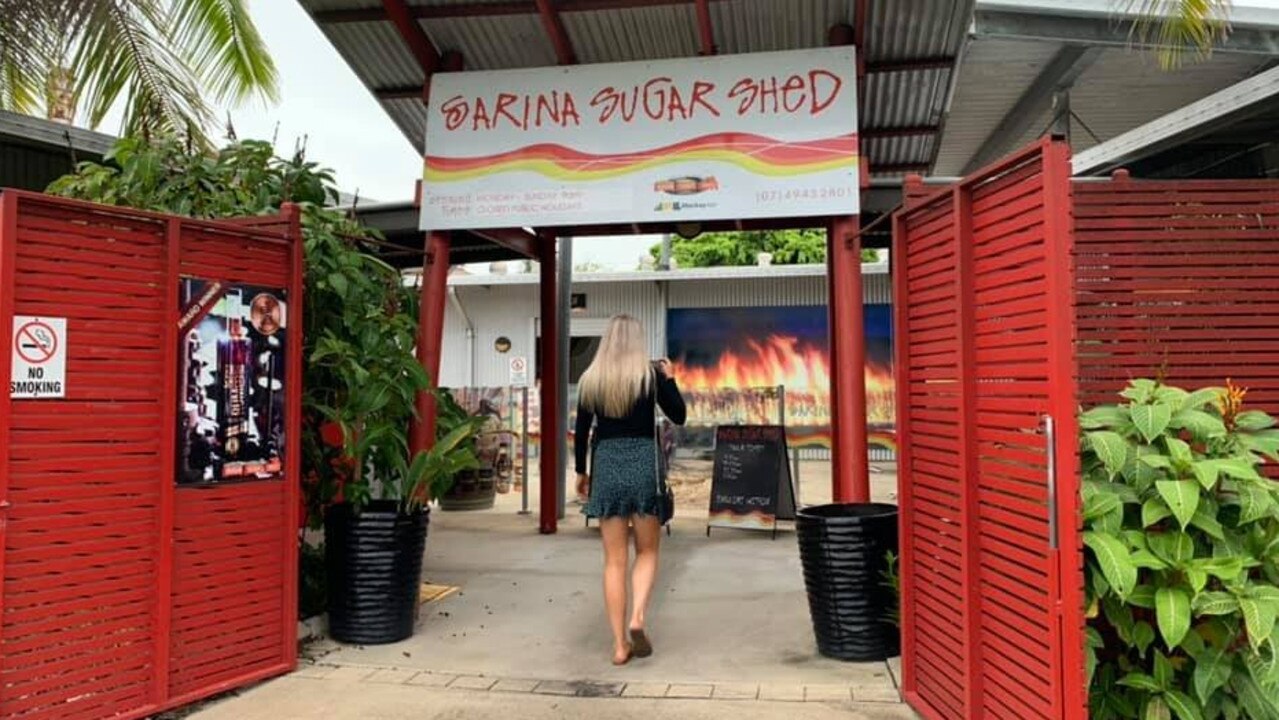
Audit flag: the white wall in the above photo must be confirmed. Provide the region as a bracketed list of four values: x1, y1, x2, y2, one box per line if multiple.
[440, 269, 891, 389]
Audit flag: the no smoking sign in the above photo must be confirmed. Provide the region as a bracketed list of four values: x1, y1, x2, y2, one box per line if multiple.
[10, 316, 66, 399]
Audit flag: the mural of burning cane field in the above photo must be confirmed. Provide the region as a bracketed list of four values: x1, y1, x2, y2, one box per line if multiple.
[667, 304, 894, 450]
[660, 304, 894, 508]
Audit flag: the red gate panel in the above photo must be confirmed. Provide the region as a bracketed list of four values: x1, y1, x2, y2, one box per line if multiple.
[894, 140, 1086, 720]
[0, 191, 300, 720]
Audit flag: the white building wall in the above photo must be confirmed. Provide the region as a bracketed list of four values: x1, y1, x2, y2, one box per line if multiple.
[439, 267, 891, 389]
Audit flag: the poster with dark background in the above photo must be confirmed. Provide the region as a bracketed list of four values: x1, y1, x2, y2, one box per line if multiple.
[177, 280, 287, 485]
[667, 305, 894, 449]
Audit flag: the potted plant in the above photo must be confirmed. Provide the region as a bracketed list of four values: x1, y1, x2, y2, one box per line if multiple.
[304, 214, 481, 645]
[438, 392, 503, 511]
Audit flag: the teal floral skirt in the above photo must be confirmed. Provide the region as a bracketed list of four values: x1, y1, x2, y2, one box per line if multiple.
[583, 437, 662, 520]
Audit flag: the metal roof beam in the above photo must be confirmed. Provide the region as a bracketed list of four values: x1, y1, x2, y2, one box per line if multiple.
[381, 0, 440, 75]
[865, 56, 956, 73]
[695, 0, 716, 56]
[975, 7, 1279, 55]
[870, 162, 932, 174]
[472, 228, 542, 258]
[862, 125, 940, 139]
[535, 0, 578, 65]
[962, 45, 1101, 174]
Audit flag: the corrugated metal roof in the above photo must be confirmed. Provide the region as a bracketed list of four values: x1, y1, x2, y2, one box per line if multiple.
[563, 5, 700, 63]
[326, 21, 425, 87]
[1047, 48, 1264, 154]
[932, 38, 1059, 175]
[422, 14, 557, 69]
[933, 36, 1271, 175]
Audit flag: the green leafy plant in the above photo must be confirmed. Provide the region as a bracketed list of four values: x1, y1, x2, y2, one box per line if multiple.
[1081, 379, 1279, 720]
[882, 550, 901, 628]
[47, 136, 480, 521]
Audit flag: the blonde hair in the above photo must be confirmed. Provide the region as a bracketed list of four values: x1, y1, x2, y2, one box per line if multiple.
[578, 315, 652, 418]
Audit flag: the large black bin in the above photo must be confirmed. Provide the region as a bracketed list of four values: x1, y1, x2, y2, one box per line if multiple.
[796, 503, 900, 662]
[325, 500, 428, 644]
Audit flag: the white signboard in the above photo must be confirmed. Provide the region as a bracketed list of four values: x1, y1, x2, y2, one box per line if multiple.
[10, 316, 67, 399]
[509, 356, 529, 388]
[420, 47, 860, 230]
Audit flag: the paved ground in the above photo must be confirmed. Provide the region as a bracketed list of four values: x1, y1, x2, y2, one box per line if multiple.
[189, 673, 915, 720]
[193, 467, 906, 719]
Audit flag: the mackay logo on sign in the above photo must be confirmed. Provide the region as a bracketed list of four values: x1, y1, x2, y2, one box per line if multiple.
[10, 316, 67, 399]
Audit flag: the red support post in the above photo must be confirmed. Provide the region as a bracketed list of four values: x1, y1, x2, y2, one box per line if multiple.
[538, 234, 560, 534]
[535, 0, 578, 65]
[694, 0, 716, 55]
[828, 216, 870, 503]
[411, 232, 451, 459]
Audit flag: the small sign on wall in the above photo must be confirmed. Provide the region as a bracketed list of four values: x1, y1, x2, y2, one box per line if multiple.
[509, 356, 529, 387]
[10, 316, 67, 399]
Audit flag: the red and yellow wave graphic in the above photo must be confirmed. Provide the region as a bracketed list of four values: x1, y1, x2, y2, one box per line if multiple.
[708, 509, 780, 530]
[424, 132, 858, 183]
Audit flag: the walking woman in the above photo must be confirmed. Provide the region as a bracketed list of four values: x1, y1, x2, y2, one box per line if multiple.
[575, 315, 687, 666]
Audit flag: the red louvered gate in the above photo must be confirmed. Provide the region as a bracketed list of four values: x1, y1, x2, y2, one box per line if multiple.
[892, 140, 1086, 719]
[0, 191, 301, 720]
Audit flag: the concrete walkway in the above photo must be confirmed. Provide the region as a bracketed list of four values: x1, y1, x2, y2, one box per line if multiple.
[192, 482, 909, 718]
[189, 673, 915, 720]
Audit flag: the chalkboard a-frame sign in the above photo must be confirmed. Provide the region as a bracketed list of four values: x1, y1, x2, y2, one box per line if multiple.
[708, 425, 797, 539]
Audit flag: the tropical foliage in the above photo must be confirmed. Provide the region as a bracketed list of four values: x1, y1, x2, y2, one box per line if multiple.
[1081, 379, 1279, 720]
[46, 137, 477, 522]
[1125, 0, 1233, 68]
[650, 229, 879, 268]
[0, 0, 276, 144]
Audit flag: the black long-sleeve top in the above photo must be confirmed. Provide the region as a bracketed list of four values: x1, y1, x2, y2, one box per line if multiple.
[574, 374, 687, 473]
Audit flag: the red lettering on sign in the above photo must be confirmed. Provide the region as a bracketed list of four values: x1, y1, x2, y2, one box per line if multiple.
[782, 74, 807, 113]
[809, 70, 842, 114]
[442, 95, 468, 131]
[691, 81, 720, 117]
[495, 93, 521, 129]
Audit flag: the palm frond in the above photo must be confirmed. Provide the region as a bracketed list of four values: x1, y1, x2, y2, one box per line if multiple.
[0, 0, 58, 113]
[169, 0, 278, 104]
[71, 0, 212, 144]
[1123, 0, 1233, 69]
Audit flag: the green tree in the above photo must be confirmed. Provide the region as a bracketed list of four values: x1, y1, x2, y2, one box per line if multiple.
[0, 0, 276, 145]
[649, 229, 878, 268]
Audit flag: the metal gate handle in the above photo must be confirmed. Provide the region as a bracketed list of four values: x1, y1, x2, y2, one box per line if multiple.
[1044, 415, 1058, 550]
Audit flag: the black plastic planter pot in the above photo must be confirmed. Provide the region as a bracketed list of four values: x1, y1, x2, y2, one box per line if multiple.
[440, 466, 497, 511]
[324, 500, 428, 645]
[796, 503, 900, 662]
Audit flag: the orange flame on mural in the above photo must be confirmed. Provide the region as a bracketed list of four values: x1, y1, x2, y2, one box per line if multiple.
[672, 334, 895, 426]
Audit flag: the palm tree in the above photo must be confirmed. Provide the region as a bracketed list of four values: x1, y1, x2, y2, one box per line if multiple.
[0, 0, 276, 145]
[1125, 0, 1234, 68]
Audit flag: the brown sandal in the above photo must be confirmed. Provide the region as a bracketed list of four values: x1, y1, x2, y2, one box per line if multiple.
[630, 629, 653, 659]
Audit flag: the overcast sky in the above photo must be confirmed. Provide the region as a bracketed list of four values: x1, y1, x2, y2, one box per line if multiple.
[99, 0, 1279, 269]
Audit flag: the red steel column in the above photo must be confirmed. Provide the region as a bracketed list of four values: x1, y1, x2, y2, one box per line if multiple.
[538, 234, 560, 534]
[411, 231, 450, 457]
[829, 216, 870, 503]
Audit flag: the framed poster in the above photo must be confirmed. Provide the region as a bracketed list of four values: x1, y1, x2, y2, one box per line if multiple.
[177, 279, 287, 485]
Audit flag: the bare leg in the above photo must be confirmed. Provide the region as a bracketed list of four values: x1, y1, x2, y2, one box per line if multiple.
[599, 517, 632, 664]
[629, 515, 662, 633]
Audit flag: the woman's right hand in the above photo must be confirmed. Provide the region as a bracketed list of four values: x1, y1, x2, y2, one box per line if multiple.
[576, 473, 590, 498]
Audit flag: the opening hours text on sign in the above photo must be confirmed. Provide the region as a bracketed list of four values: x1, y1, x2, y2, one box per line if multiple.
[420, 47, 860, 230]
[10, 316, 67, 399]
